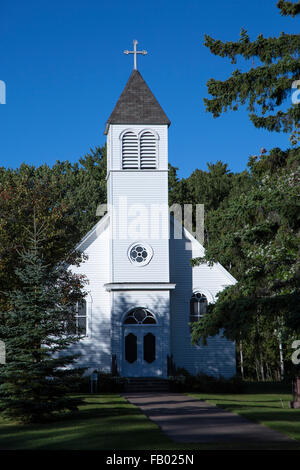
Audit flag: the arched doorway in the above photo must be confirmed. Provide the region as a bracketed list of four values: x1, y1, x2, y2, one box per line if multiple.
[122, 308, 162, 377]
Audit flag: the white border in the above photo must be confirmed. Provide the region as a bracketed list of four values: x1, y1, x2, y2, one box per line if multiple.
[127, 241, 153, 267]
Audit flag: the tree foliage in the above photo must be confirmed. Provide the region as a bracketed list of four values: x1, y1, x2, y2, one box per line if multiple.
[191, 143, 300, 380]
[0, 146, 106, 306]
[277, 0, 300, 17]
[204, 3, 300, 132]
[0, 221, 87, 423]
[190, 2, 300, 379]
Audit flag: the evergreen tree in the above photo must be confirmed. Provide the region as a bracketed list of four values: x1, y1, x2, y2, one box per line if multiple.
[187, 161, 233, 212]
[168, 163, 181, 206]
[0, 145, 106, 308]
[203, 2, 300, 132]
[277, 0, 300, 17]
[191, 147, 300, 379]
[0, 220, 87, 423]
[189, 0, 300, 380]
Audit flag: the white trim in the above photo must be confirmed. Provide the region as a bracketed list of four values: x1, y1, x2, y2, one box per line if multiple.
[121, 307, 159, 326]
[86, 292, 93, 338]
[119, 128, 138, 140]
[104, 282, 176, 291]
[137, 128, 160, 139]
[75, 213, 109, 252]
[127, 241, 153, 267]
[214, 262, 237, 285]
[74, 299, 88, 338]
[106, 170, 168, 180]
[119, 127, 159, 171]
[192, 288, 215, 304]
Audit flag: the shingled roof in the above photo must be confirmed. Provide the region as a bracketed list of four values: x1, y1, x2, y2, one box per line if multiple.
[104, 70, 170, 134]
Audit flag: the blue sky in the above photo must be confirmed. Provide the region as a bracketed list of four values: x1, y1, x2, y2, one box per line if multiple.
[0, 0, 298, 178]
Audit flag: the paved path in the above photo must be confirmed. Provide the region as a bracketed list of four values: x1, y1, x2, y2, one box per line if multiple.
[123, 393, 293, 443]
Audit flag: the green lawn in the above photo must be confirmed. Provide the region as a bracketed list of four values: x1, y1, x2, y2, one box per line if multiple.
[0, 394, 174, 450]
[0, 386, 299, 450]
[190, 382, 300, 443]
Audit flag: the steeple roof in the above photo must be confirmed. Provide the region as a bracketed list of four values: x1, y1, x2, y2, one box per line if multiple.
[104, 70, 170, 134]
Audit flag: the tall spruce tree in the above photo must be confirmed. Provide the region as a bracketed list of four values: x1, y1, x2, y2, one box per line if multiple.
[0, 219, 87, 423]
[203, 1, 300, 133]
[191, 0, 300, 380]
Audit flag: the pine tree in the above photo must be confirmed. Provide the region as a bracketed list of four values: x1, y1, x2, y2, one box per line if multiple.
[203, 1, 300, 133]
[277, 0, 300, 17]
[0, 220, 87, 423]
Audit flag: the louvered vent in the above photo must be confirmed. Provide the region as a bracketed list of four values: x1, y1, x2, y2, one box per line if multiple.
[122, 132, 138, 169]
[140, 131, 157, 169]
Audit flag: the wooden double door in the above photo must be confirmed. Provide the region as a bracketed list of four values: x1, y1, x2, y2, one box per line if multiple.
[122, 326, 162, 377]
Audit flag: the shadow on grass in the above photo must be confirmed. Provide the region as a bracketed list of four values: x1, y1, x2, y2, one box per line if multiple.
[1, 392, 300, 451]
[212, 406, 300, 423]
[0, 394, 177, 450]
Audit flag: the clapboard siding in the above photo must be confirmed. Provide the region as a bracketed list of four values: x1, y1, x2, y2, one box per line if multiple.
[66, 214, 236, 377]
[109, 170, 170, 283]
[66, 221, 112, 371]
[169, 222, 236, 378]
[107, 124, 170, 284]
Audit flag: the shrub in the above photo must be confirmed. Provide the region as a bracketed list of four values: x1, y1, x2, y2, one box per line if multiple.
[168, 369, 244, 393]
[97, 372, 128, 392]
[191, 373, 245, 393]
[168, 367, 194, 392]
[76, 371, 128, 393]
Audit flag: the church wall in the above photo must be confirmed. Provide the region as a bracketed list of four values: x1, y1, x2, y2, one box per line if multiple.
[109, 170, 170, 283]
[169, 229, 236, 378]
[111, 290, 170, 377]
[106, 123, 170, 284]
[66, 222, 112, 372]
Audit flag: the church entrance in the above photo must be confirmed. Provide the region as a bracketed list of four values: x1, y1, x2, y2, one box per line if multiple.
[122, 308, 162, 377]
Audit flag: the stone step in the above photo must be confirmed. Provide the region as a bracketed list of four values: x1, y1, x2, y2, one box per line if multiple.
[126, 384, 169, 389]
[124, 377, 169, 393]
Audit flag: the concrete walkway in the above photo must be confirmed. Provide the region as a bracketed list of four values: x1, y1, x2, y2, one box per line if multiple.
[123, 393, 293, 443]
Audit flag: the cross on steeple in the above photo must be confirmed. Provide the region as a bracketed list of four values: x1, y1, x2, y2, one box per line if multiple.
[124, 40, 147, 70]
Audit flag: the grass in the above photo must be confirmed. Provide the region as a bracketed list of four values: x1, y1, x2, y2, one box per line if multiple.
[0, 394, 173, 450]
[189, 382, 300, 443]
[0, 384, 299, 450]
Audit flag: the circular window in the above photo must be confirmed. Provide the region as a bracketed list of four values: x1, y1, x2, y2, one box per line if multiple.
[128, 242, 153, 266]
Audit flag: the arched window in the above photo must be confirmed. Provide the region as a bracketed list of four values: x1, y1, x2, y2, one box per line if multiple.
[140, 131, 157, 169]
[122, 131, 138, 169]
[123, 308, 157, 325]
[66, 300, 87, 336]
[190, 293, 208, 324]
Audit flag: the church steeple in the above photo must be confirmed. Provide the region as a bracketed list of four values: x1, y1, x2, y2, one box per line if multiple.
[104, 70, 170, 134]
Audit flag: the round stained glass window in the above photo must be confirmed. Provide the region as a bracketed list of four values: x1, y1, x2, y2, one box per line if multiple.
[128, 242, 153, 266]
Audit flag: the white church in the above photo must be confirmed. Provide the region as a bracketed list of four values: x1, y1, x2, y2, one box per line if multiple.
[69, 43, 237, 380]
